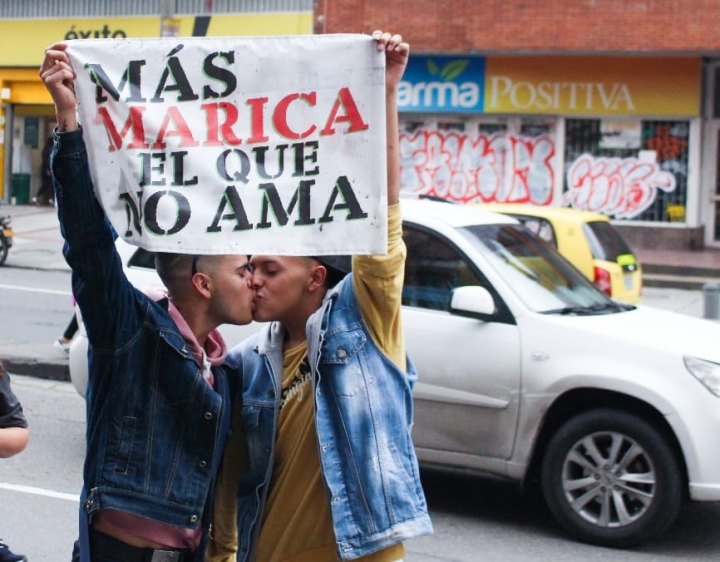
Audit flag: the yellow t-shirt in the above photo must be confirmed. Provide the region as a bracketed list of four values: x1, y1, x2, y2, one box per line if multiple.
[207, 204, 406, 561]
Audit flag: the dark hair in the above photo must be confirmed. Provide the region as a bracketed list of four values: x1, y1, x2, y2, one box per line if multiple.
[154, 253, 195, 288]
[316, 255, 351, 287]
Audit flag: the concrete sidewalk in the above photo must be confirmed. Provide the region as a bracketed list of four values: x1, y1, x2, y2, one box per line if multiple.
[0, 202, 715, 382]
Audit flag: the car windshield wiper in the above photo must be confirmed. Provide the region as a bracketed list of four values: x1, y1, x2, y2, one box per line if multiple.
[542, 301, 633, 316]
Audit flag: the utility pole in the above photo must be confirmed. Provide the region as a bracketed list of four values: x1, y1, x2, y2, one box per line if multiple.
[160, 0, 179, 37]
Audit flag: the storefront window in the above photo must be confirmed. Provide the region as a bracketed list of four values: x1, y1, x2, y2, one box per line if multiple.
[438, 121, 466, 132]
[398, 116, 556, 205]
[478, 123, 507, 135]
[563, 119, 689, 222]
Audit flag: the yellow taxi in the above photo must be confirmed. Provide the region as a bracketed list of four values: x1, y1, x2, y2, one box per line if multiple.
[478, 203, 642, 304]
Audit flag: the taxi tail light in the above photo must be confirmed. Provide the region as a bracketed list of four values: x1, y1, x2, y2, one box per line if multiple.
[593, 267, 612, 296]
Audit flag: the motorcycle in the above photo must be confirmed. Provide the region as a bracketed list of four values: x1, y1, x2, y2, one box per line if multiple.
[0, 215, 13, 266]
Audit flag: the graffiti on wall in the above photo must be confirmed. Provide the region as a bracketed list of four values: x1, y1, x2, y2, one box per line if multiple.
[399, 128, 679, 219]
[399, 130, 555, 205]
[564, 154, 677, 219]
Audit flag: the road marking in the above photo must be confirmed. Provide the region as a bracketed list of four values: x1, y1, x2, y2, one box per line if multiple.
[0, 482, 79, 502]
[0, 284, 72, 296]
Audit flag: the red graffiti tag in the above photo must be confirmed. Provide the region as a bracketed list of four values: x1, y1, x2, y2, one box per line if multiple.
[399, 130, 555, 205]
[564, 154, 676, 218]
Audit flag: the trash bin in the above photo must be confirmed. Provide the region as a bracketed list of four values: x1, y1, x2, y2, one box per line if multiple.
[11, 173, 30, 205]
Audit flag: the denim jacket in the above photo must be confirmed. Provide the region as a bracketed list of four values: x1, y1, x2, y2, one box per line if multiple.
[51, 129, 235, 562]
[229, 275, 433, 561]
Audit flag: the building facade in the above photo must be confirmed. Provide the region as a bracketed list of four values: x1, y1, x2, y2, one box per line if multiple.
[7, 0, 719, 251]
[315, 0, 720, 250]
[0, 0, 313, 205]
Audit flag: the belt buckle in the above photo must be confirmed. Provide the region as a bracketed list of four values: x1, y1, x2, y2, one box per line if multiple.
[151, 550, 181, 562]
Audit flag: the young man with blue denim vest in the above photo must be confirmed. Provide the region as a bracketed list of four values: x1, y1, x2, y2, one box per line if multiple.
[40, 44, 255, 562]
[207, 30, 433, 562]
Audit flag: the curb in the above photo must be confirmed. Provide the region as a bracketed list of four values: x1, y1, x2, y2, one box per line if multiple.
[1, 356, 69, 382]
[0, 343, 70, 382]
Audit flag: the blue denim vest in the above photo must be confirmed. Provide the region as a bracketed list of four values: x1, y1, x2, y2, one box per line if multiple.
[52, 129, 235, 562]
[229, 275, 433, 561]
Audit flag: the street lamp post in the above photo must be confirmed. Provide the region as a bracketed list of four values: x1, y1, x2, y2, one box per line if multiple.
[160, 0, 180, 37]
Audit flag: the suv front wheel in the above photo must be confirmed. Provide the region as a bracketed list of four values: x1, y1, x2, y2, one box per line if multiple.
[541, 409, 684, 548]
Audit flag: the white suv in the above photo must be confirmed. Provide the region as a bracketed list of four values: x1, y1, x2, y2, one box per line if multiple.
[70, 197, 720, 549]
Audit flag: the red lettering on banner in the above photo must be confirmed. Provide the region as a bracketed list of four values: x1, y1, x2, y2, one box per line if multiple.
[246, 97, 269, 144]
[152, 107, 200, 149]
[98, 106, 150, 151]
[274, 92, 317, 140]
[202, 102, 242, 146]
[320, 87, 369, 136]
[97, 87, 368, 150]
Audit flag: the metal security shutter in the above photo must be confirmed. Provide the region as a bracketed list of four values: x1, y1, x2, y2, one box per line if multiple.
[0, 0, 313, 18]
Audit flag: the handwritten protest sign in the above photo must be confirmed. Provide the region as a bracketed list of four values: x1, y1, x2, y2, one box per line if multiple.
[66, 34, 387, 255]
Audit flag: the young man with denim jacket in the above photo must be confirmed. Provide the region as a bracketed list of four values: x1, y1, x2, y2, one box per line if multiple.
[40, 44, 255, 562]
[207, 30, 433, 562]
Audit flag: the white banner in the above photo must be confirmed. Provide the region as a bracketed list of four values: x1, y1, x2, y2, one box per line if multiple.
[66, 34, 387, 255]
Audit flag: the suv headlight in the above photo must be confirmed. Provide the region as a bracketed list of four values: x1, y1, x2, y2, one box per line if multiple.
[685, 356, 720, 396]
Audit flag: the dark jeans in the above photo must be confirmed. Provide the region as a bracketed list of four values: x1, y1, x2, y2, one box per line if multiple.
[62, 314, 78, 341]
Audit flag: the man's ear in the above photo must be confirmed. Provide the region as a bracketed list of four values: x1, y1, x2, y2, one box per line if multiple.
[191, 272, 213, 299]
[309, 263, 328, 292]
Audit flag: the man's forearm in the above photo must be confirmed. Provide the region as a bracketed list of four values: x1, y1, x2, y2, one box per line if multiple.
[0, 427, 29, 458]
[56, 106, 78, 133]
[386, 87, 400, 205]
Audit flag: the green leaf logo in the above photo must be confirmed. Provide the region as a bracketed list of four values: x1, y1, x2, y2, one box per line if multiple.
[440, 60, 469, 81]
[427, 60, 440, 76]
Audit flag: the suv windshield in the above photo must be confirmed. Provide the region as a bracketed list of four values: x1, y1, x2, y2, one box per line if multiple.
[582, 220, 634, 261]
[459, 224, 621, 314]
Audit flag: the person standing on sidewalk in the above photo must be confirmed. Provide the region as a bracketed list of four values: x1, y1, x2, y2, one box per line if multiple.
[32, 136, 55, 206]
[40, 43, 255, 562]
[53, 297, 78, 354]
[207, 30, 433, 562]
[0, 360, 29, 562]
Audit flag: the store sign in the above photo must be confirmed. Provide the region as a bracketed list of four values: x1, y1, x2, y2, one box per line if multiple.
[398, 55, 485, 113]
[67, 35, 387, 256]
[0, 13, 313, 67]
[399, 55, 701, 117]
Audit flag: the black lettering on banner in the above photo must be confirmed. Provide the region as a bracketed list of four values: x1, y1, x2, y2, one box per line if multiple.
[253, 145, 288, 180]
[292, 141, 319, 177]
[151, 56, 200, 103]
[319, 176, 368, 223]
[144, 191, 191, 235]
[202, 51, 237, 99]
[119, 191, 144, 237]
[257, 180, 316, 229]
[216, 149, 251, 183]
[207, 186, 254, 232]
[85, 60, 147, 104]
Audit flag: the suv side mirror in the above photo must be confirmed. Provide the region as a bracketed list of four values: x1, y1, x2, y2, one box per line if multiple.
[450, 286, 496, 320]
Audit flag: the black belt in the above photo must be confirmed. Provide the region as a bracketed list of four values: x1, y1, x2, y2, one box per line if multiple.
[90, 530, 192, 562]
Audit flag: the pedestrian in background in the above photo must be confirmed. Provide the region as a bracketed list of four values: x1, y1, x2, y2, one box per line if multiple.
[0, 360, 29, 562]
[53, 297, 78, 354]
[32, 136, 54, 206]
